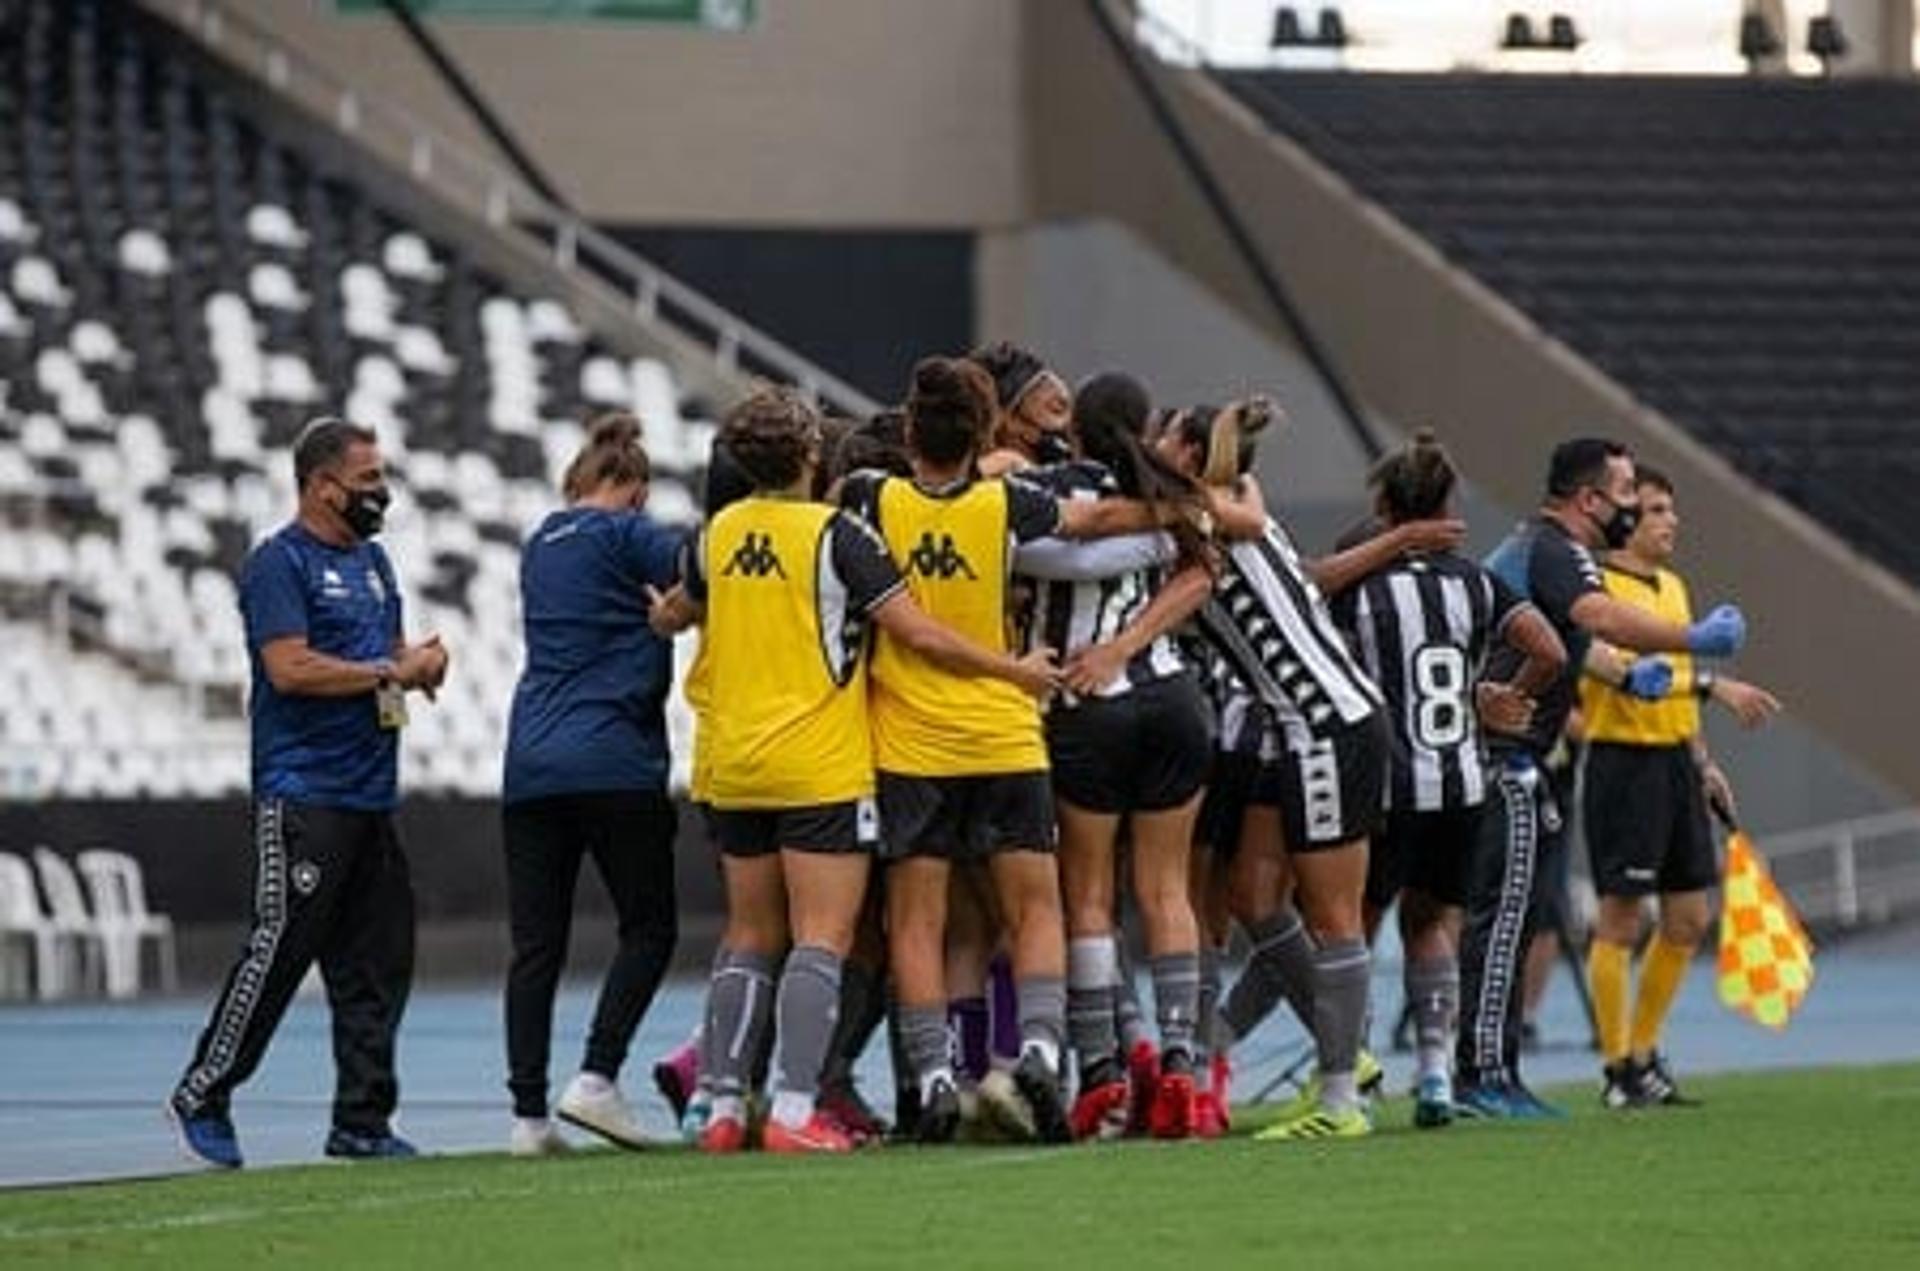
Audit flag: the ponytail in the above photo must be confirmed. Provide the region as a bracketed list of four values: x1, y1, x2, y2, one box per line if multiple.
[1368, 426, 1457, 524]
[563, 412, 651, 503]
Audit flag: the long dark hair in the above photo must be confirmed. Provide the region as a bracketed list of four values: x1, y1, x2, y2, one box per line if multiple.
[906, 357, 995, 468]
[1074, 372, 1209, 567]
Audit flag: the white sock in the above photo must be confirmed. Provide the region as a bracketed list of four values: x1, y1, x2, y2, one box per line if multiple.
[918, 1065, 956, 1103]
[515, 1116, 553, 1135]
[574, 1071, 614, 1097]
[1321, 1071, 1359, 1113]
[771, 1090, 814, 1129]
[1022, 1038, 1060, 1075]
[711, 1094, 747, 1123]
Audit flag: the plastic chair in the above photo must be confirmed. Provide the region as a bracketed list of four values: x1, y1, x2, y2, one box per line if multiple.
[1, 850, 86, 999]
[76, 849, 179, 998]
[31, 848, 106, 997]
[0, 852, 57, 999]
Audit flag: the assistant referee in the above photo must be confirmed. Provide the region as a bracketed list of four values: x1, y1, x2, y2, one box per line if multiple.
[168, 418, 448, 1168]
[1580, 466, 1780, 1110]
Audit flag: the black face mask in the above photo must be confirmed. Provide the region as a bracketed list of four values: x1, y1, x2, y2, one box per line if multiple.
[336, 481, 391, 539]
[1591, 493, 1639, 550]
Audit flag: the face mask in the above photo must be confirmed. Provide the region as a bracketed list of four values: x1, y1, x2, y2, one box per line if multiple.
[1033, 430, 1074, 467]
[1592, 493, 1639, 550]
[337, 481, 391, 539]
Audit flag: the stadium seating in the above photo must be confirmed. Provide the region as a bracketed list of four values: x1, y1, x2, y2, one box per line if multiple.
[0, 0, 708, 798]
[1218, 72, 1920, 583]
[76, 847, 178, 998]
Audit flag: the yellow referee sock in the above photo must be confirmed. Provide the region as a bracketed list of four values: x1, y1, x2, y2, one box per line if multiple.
[1587, 940, 1632, 1064]
[1629, 935, 1694, 1059]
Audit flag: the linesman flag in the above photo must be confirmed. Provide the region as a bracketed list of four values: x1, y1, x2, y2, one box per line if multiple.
[1716, 826, 1815, 1030]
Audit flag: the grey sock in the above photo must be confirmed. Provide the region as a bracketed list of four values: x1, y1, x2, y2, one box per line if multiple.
[822, 959, 885, 1088]
[1196, 944, 1224, 1067]
[702, 948, 776, 1098]
[1406, 955, 1459, 1081]
[1312, 937, 1371, 1087]
[1068, 936, 1120, 1082]
[1112, 937, 1150, 1051]
[1017, 974, 1067, 1069]
[899, 1003, 952, 1094]
[1150, 951, 1202, 1064]
[774, 945, 843, 1102]
[1219, 907, 1317, 1045]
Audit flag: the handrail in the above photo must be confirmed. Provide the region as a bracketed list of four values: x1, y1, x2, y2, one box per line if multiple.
[154, 0, 879, 419]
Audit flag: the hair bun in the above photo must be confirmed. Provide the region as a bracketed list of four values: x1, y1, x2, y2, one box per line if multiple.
[587, 411, 642, 448]
[1411, 426, 1440, 448]
[1237, 394, 1280, 437]
[911, 356, 964, 403]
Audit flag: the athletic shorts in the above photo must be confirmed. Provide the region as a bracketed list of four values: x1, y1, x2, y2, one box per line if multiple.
[1582, 742, 1717, 897]
[707, 798, 878, 858]
[1364, 805, 1483, 911]
[876, 770, 1055, 861]
[1197, 750, 1260, 856]
[1047, 671, 1211, 814]
[1249, 715, 1389, 852]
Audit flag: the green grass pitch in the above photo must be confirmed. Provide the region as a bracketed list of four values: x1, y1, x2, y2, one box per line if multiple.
[5, 1064, 1917, 1269]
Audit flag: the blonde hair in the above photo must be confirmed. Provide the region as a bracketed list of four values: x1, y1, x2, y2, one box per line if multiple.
[1201, 395, 1280, 487]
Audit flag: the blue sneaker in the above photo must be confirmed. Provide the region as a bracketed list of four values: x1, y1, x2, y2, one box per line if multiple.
[324, 1126, 420, 1160]
[1504, 1082, 1567, 1121]
[168, 1101, 243, 1169]
[1413, 1073, 1454, 1129]
[1452, 1079, 1515, 1120]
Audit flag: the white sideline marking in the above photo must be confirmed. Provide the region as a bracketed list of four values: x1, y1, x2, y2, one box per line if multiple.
[0, 1149, 1057, 1243]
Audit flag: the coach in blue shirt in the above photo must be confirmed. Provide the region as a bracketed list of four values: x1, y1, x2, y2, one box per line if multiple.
[500, 413, 686, 1157]
[169, 418, 448, 1169]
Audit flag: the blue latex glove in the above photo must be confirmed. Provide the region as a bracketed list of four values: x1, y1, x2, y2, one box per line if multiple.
[1687, 604, 1747, 658]
[1622, 657, 1674, 701]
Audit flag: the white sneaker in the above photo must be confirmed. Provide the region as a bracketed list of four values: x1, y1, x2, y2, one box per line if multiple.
[555, 1073, 650, 1150]
[975, 1068, 1037, 1143]
[509, 1117, 570, 1158]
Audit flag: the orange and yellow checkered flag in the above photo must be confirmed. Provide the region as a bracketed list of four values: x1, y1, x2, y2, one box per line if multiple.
[1717, 831, 1814, 1030]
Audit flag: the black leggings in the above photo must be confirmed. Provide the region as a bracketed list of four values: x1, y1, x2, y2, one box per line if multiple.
[503, 790, 679, 1118]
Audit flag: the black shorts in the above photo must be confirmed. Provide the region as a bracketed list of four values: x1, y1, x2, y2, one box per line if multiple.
[1197, 750, 1260, 856]
[1582, 742, 1717, 897]
[1365, 804, 1483, 910]
[1047, 672, 1211, 814]
[707, 798, 878, 858]
[1250, 716, 1388, 853]
[876, 770, 1054, 861]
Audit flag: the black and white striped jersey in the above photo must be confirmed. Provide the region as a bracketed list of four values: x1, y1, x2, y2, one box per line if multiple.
[1331, 552, 1533, 813]
[1195, 519, 1383, 735]
[1018, 460, 1186, 698]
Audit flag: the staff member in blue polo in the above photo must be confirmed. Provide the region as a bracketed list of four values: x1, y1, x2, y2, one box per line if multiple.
[168, 417, 448, 1168]
[501, 413, 686, 1156]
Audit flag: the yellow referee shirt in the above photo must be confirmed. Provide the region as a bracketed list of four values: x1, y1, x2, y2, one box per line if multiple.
[1579, 562, 1701, 747]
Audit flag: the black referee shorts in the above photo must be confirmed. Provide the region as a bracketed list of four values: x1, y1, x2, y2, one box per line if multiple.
[1251, 716, 1389, 853]
[1046, 671, 1211, 815]
[876, 770, 1055, 861]
[1582, 741, 1717, 898]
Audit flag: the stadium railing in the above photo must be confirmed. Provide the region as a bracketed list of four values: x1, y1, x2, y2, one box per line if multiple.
[148, 0, 879, 421]
[1759, 810, 1920, 931]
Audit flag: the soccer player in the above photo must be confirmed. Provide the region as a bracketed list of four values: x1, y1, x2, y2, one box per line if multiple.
[973, 340, 1075, 474]
[1456, 438, 1748, 1118]
[168, 418, 447, 1168]
[841, 356, 1166, 1144]
[1330, 430, 1567, 1128]
[1156, 402, 1391, 1142]
[653, 387, 1057, 1154]
[499, 414, 685, 1156]
[1579, 466, 1780, 1108]
[1016, 372, 1218, 1141]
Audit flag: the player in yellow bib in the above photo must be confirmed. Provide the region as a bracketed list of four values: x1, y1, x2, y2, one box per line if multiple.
[839, 356, 1168, 1144]
[651, 388, 1055, 1154]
